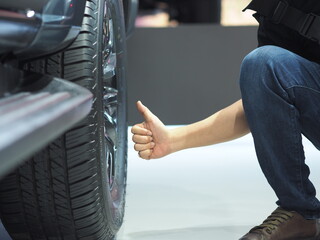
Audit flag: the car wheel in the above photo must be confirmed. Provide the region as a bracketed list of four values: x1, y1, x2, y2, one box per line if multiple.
[0, 0, 127, 239]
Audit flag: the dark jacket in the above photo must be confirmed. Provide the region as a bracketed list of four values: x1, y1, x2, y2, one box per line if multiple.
[245, 0, 320, 63]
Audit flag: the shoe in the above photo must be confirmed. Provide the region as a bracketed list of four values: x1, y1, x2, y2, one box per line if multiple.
[239, 207, 320, 240]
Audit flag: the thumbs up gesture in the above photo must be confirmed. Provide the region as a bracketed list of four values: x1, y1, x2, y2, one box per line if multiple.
[131, 101, 171, 160]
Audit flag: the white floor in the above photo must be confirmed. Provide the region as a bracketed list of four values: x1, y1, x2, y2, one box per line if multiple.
[117, 127, 320, 240]
[1, 127, 320, 240]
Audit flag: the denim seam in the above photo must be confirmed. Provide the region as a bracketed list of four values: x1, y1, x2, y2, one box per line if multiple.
[286, 85, 320, 95]
[288, 104, 305, 195]
[287, 85, 320, 219]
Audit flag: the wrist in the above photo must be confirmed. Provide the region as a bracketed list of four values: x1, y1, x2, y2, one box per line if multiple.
[167, 127, 188, 154]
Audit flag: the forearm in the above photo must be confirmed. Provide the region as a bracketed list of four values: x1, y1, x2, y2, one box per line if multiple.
[168, 99, 250, 153]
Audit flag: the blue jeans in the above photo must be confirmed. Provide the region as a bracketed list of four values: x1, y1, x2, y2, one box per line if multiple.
[239, 45, 320, 219]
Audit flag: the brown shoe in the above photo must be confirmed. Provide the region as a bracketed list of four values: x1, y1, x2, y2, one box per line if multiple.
[239, 207, 320, 240]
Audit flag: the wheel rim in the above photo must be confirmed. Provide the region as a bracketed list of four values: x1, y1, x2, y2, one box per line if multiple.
[102, 1, 118, 192]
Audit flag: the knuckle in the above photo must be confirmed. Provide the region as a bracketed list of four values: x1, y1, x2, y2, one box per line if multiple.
[132, 135, 136, 142]
[134, 144, 139, 151]
[139, 150, 148, 159]
[132, 134, 150, 144]
[141, 136, 149, 143]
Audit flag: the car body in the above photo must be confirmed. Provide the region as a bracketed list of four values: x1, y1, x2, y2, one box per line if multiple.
[0, 0, 86, 59]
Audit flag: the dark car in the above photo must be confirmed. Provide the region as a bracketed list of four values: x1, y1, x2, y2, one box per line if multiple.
[0, 0, 137, 239]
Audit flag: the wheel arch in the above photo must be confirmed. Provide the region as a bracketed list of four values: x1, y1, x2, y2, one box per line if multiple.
[122, 0, 138, 38]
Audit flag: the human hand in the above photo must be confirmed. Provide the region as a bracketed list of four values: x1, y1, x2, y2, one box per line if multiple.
[131, 101, 171, 160]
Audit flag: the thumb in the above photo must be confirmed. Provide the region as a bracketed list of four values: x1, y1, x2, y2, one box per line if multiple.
[136, 101, 154, 122]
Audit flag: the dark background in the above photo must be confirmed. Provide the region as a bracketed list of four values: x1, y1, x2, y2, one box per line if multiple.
[127, 25, 258, 125]
[138, 0, 222, 24]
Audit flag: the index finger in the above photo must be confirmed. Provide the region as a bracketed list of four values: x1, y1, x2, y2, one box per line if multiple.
[131, 124, 152, 136]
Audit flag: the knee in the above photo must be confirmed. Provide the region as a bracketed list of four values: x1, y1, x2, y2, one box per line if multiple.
[239, 46, 289, 96]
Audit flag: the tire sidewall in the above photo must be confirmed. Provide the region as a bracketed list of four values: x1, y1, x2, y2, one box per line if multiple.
[96, 0, 128, 233]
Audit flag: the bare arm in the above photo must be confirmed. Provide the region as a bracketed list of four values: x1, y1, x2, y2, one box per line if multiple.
[131, 99, 250, 160]
[169, 99, 250, 152]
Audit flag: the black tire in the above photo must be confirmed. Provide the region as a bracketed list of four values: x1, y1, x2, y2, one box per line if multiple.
[0, 0, 128, 239]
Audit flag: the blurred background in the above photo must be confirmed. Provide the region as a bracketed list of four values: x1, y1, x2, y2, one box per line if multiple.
[127, 0, 259, 125]
[136, 0, 257, 27]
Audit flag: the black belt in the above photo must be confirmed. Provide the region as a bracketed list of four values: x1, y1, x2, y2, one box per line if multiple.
[244, 0, 320, 43]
